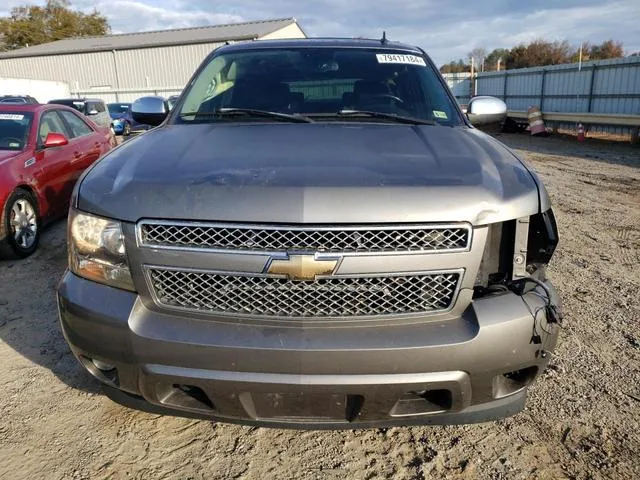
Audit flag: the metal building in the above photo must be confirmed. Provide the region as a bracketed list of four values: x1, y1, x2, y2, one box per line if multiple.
[0, 18, 306, 102]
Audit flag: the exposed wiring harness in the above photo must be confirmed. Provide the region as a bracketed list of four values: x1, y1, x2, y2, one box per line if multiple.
[512, 276, 563, 325]
[511, 277, 564, 355]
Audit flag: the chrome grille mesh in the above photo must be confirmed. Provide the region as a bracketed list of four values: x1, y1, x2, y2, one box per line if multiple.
[140, 223, 470, 253]
[148, 269, 460, 318]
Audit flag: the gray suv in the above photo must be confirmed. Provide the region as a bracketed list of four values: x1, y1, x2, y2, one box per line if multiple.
[58, 39, 561, 428]
[48, 98, 113, 131]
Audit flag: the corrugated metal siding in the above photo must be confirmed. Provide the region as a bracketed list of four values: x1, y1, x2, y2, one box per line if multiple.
[289, 80, 353, 100]
[0, 43, 220, 98]
[441, 73, 471, 104]
[476, 56, 640, 135]
[114, 43, 221, 89]
[476, 74, 503, 97]
[0, 26, 298, 102]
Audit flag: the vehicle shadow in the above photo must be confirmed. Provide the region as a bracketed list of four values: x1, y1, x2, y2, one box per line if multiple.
[494, 132, 640, 169]
[0, 219, 99, 394]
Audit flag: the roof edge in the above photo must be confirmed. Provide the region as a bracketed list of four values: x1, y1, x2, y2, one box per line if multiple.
[0, 17, 297, 60]
[0, 34, 259, 59]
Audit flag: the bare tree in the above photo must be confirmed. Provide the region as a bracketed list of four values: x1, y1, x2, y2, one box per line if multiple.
[468, 47, 487, 71]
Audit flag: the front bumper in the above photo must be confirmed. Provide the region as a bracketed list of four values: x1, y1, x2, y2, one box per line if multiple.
[111, 123, 124, 134]
[58, 271, 560, 428]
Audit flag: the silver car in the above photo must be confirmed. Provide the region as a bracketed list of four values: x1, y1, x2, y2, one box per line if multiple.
[48, 98, 113, 131]
[57, 38, 561, 428]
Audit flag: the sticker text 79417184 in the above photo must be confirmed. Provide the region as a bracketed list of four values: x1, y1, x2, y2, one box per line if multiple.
[0, 114, 25, 120]
[376, 53, 427, 66]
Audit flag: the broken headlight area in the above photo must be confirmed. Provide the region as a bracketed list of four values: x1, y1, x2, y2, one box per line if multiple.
[474, 208, 558, 299]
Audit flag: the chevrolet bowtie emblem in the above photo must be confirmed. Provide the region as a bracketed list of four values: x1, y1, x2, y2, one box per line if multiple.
[266, 255, 339, 281]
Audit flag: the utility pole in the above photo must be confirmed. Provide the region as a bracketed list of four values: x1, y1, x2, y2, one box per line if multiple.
[470, 57, 475, 98]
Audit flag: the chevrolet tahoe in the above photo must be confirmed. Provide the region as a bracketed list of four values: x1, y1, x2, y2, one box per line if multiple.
[57, 38, 561, 428]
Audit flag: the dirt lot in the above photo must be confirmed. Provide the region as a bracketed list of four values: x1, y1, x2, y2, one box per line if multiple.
[0, 133, 638, 479]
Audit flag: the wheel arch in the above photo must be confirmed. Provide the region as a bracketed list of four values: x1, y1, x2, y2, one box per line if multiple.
[3, 184, 42, 223]
[0, 185, 41, 256]
[12, 184, 40, 212]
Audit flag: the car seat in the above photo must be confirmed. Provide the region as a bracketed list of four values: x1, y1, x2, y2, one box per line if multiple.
[229, 80, 292, 111]
[352, 81, 392, 108]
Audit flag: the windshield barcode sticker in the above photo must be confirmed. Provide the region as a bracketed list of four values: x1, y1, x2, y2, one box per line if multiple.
[0, 114, 25, 120]
[376, 54, 426, 66]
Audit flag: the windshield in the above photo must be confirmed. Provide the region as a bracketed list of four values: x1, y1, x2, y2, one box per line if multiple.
[50, 99, 85, 112]
[108, 103, 131, 114]
[0, 97, 28, 104]
[177, 47, 461, 126]
[0, 112, 33, 150]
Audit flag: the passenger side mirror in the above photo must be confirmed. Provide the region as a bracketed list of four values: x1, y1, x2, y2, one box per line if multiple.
[132, 96, 169, 126]
[466, 96, 507, 126]
[43, 132, 69, 148]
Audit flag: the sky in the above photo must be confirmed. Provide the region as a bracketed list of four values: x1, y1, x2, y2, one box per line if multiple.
[2, 0, 640, 66]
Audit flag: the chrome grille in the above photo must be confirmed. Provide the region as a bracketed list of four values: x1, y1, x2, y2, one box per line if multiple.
[148, 268, 461, 318]
[139, 222, 471, 253]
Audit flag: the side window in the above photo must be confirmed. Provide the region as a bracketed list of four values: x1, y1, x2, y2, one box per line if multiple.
[59, 110, 93, 138]
[38, 111, 69, 145]
[96, 102, 106, 113]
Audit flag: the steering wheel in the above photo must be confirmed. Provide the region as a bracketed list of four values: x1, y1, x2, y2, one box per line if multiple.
[366, 94, 405, 105]
[0, 137, 22, 147]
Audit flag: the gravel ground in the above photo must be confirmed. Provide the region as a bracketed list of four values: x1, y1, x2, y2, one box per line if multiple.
[0, 133, 638, 479]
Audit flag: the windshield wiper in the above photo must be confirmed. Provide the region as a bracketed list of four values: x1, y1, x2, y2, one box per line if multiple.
[336, 109, 435, 125]
[179, 108, 314, 123]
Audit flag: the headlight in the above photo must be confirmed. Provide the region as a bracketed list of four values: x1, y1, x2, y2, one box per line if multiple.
[68, 209, 135, 291]
[112, 118, 123, 125]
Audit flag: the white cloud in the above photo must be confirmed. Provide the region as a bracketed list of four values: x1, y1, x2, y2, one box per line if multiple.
[2, 0, 640, 63]
[78, 1, 245, 33]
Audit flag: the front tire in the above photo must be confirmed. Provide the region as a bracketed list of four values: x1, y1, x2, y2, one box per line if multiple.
[0, 189, 40, 259]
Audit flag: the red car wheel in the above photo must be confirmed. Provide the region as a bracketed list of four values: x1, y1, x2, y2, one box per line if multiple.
[0, 188, 40, 259]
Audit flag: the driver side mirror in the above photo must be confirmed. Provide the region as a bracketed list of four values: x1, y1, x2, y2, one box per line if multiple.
[87, 109, 99, 116]
[132, 96, 169, 126]
[43, 132, 69, 148]
[466, 96, 507, 126]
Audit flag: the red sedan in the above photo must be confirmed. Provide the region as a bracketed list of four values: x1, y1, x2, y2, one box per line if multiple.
[0, 103, 114, 258]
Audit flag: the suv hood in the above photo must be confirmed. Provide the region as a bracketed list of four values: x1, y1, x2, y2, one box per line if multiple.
[78, 123, 541, 225]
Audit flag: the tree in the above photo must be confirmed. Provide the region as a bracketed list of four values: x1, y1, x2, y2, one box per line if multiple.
[440, 59, 470, 74]
[440, 38, 626, 72]
[505, 40, 572, 69]
[570, 42, 591, 63]
[484, 48, 510, 71]
[589, 40, 624, 60]
[467, 47, 487, 71]
[0, 0, 109, 51]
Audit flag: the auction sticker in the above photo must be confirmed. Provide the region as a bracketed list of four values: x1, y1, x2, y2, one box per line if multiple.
[376, 53, 426, 66]
[0, 114, 24, 120]
[433, 110, 448, 119]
